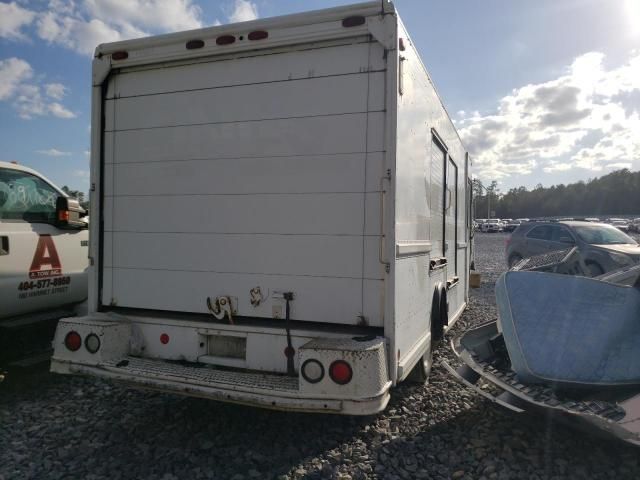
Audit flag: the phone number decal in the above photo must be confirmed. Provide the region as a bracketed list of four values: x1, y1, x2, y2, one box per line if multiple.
[18, 276, 71, 290]
[17, 276, 72, 298]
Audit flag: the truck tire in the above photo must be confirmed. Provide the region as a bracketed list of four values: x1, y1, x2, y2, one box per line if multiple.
[431, 285, 444, 343]
[406, 339, 433, 384]
[439, 285, 449, 330]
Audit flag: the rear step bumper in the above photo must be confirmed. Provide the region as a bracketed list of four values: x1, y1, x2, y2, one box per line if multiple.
[444, 321, 640, 446]
[52, 355, 391, 415]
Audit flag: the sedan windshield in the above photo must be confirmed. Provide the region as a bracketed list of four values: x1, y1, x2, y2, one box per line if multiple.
[573, 225, 637, 245]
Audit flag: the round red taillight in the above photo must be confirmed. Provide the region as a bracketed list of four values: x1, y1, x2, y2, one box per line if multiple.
[160, 333, 170, 344]
[64, 331, 82, 352]
[329, 360, 352, 385]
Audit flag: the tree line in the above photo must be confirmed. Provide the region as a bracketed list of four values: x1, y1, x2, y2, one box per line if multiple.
[474, 168, 640, 219]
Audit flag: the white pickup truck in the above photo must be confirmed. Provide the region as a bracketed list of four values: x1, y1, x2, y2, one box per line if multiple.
[0, 161, 89, 323]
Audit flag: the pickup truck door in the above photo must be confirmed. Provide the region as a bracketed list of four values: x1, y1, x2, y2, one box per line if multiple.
[0, 167, 88, 319]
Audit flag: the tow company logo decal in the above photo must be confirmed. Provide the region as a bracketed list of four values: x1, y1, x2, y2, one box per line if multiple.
[29, 235, 62, 279]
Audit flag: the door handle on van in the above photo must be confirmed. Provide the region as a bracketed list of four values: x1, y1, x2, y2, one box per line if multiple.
[0, 236, 8, 255]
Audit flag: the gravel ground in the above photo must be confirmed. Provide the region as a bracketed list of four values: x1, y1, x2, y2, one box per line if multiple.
[1, 233, 639, 480]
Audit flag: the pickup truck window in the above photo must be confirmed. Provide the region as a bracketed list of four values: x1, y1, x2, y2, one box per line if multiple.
[0, 167, 59, 223]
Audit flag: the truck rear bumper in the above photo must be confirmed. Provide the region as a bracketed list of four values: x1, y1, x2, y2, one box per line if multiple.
[51, 355, 391, 415]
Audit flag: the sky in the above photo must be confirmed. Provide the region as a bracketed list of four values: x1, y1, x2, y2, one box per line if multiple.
[0, 0, 639, 194]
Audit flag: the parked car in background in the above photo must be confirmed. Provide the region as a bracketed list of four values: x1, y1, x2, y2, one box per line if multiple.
[481, 218, 503, 233]
[611, 219, 630, 233]
[503, 219, 522, 232]
[584, 217, 600, 222]
[505, 221, 640, 274]
[631, 218, 640, 233]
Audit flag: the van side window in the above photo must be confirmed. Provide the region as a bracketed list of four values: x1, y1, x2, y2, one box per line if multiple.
[0, 168, 59, 223]
[526, 225, 551, 240]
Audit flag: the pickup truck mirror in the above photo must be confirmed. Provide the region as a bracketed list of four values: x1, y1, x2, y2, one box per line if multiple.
[56, 196, 87, 229]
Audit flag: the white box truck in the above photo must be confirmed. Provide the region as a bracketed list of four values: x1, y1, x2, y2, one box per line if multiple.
[51, 1, 473, 414]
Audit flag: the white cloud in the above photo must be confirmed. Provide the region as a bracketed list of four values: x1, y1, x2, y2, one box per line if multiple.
[45, 83, 67, 100]
[460, 51, 640, 180]
[85, 0, 203, 32]
[0, 57, 76, 119]
[3, 0, 255, 56]
[37, 10, 128, 56]
[36, 148, 72, 156]
[34, 0, 203, 56]
[0, 2, 36, 40]
[228, 0, 258, 23]
[0, 57, 32, 100]
[48, 101, 76, 118]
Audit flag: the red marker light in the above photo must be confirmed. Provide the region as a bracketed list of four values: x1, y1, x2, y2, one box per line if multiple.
[342, 16, 365, 28]
[248, 30, 268, 41]
[64, 331, 82, 352]
[111, 51, 129, 60]
[160, 333, 170, 344]
[216, 35, 236, 45]
[58, 210, 69, 222]
[186, 39, 205, 50]
[329, 360, 353, 385]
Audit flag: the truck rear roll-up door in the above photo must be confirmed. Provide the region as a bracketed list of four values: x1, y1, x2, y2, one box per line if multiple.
[101, 39, 387, 327]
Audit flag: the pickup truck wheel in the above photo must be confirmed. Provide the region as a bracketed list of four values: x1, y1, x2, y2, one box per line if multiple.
[406, 340, 433, 384]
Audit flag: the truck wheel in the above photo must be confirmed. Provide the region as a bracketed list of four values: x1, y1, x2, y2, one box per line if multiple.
[431, 285, 444, 343]
[439, 286, 449, 330]
[406, 340, 433, 384]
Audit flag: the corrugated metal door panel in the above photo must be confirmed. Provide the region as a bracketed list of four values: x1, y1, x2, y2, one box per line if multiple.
[104, 154, 368, 196]
[103, 114, 370, 164]
[110, 238, 380, 283]
[105, 72, 386, 131]
[430, 139, 445, 257]
[106, 41, 385, 98]
[104, 152, 386, 197]
[105, 232, 365, 279]
[106, 267, 365, 325]
[102, 40, 386, 327]
[106, 193, 379, 235]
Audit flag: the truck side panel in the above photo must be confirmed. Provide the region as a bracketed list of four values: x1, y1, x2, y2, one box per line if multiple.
[393, 20, 469, 380]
